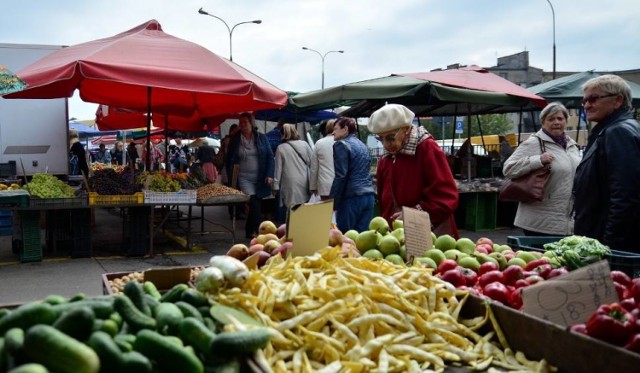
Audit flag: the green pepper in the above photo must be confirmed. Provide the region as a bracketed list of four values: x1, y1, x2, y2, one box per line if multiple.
[586, 303, 636, 346]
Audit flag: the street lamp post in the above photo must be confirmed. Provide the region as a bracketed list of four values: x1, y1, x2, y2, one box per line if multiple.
[301, 47, 344, 89]
[545, 0, 556, 79]
[198, 8, 261, 61]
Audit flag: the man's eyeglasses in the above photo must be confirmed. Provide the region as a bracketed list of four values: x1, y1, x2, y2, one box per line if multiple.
[581, 93, 618, 106]
[375, 128, 404, 143]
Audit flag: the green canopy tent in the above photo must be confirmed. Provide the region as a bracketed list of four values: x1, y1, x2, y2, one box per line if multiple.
[528, 71, 640, 144]
[289, 65, 547, 180]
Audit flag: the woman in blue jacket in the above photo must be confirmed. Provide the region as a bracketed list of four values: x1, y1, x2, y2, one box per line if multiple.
[226, 112, 275, 239]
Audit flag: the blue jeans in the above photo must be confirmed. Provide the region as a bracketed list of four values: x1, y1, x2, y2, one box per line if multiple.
[335, 194, 375, 233]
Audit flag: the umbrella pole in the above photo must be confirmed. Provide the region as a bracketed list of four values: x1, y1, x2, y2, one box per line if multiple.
[466, 114, 472, 182]
[146, 86, 152, 171]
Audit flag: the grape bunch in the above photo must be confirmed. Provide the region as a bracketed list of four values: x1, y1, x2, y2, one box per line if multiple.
[88, 169, 137, 195]
[24, 173, 76, 198]
[148, 172, 180, 192]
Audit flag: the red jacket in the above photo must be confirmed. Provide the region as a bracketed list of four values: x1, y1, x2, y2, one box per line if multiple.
[376, 136, 459, 237]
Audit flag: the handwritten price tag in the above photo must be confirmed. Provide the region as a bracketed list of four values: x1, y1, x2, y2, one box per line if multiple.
[402, 207, 432, 261]
[522, 260, 618, 327]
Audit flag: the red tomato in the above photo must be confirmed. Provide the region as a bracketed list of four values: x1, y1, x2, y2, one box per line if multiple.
[620, 297, 637, 312]
[514, 279, 529, 289]
[478, 270, 505, 287]
[525, 275, 545, 285]
[631, 278, 640, 304]
[570, 323, 588, 335]
[478, 261, 500, 276]
[547, 267, 569, 279]
[437, 259, 458, 275]
[534, 264, 553, 280]
[524, 257, 551, 272]
[508, 288, 523, 310]
[483, 282, 510, 304]
[502, 265, 524, 286]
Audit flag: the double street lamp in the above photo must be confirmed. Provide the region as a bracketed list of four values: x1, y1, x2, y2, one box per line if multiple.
[545, 0, 556, 79]
[302, 47, 344, 89]
[198, 8, 261, 61]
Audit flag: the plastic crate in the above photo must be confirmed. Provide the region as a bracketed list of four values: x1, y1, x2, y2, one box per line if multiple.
[0, 190, 29, 207]
[88, 192, 143, 206]
[0, 162, 16, 178]
[607, 250, 640, 278]
[17, 210, 42, 262]
[30, 194, 88, 208]
[143, 189, 197, 204]
[459, 192, 497, 231]
[0, 227, 11, 236]
[0, 209, 12, 217]
[0, 216, 11, 228]
[506, 236, 566, 253]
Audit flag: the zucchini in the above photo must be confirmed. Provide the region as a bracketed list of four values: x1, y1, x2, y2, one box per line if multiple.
[53, 306, 95, 341]
[120, 351, 152, 373]
[124, 281, 151, 316]
[144, 294, 160, 315]
[181, 288, 209, 307]
[179, 317, 216, 357]
[23, 324, 100, 373]
[209, 304, 262, 327]
[0, 308, 11, 320]
[68, 293, 86, 302]
[154, 303, 184, 336]
[87, 331, 123, 372]
[133, 329, 204, 373]
[113, 295, 156, 332]
[6, 363, 49, 373]
[175, 301, 203, 322]
[0, 303, 57, 335]
[51, 299, 114, 320]
[209, 329, 271, 357]
[92, 318, 119, 338]
[159, 283, 189, 303]
[142, 281, 162, 300]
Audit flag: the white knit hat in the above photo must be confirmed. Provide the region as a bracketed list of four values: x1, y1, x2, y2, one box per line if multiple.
[367, 104, 415, 134]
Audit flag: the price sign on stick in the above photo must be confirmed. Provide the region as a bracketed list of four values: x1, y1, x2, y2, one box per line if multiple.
[522, 260, 618, 327]
[402, 206, 432, 262]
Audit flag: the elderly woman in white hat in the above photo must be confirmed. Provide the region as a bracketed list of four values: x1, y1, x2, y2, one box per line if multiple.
[368, 104, 459, 237]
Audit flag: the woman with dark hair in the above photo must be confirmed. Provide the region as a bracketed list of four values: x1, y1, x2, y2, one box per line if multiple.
[272, 123, 312, 210]
[330, 117, 375, 232]
[69, 129, 89, 177]
[225, 112, 275, 239]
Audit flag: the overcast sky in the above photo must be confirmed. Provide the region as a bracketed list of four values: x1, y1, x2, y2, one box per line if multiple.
[2, 0, 639, 120]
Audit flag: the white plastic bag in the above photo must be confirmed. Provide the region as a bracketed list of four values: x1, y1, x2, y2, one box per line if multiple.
[308, 193, 321, 204]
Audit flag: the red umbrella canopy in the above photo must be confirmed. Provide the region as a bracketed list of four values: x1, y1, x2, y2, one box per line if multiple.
[95, 105, 227, 133]
[397, 65, 547, 107]
[4, 20, 288, 117]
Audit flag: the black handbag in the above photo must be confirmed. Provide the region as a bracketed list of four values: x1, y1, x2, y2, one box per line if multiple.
[499, 136, 550, 203]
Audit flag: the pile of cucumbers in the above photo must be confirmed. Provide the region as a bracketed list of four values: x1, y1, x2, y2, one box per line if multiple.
[0, 281, 271, 373]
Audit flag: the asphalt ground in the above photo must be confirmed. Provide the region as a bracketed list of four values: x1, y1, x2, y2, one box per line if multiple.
[0, 205, 522, 305]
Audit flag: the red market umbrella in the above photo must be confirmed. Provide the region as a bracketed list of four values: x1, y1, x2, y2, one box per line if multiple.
[4, 19, 288, 168]
[95, 105, 227, 133]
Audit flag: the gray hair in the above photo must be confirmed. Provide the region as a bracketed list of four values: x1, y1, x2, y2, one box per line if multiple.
[539, 102, 569, 123]
[582, 74, 632, 111]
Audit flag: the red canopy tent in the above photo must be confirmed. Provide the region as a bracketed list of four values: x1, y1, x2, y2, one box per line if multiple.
[4, 19, 288, 169]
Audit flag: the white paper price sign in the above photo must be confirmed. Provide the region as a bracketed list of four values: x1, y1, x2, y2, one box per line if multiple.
[402, 206, 432, 261]
[522, 260, 618, 327]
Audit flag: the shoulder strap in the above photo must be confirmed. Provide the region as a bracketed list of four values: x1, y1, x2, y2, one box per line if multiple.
[533, 135, 546, 153]
[287, 143, 309, 166]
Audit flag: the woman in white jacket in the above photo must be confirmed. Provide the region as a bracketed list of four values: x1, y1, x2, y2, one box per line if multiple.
[272, 124, 313, 210]
[503, 102, 582, 236]
[310, 119, 336, 200]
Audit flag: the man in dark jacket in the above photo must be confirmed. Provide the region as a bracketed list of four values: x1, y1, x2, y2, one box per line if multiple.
[573, 75, 640, 252]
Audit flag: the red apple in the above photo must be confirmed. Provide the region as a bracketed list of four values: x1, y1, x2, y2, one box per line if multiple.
[276, 223, 287, 238]
[476, 237, 493, 247]
[475, 243, 493, 254]
[249, 244, 265, 255]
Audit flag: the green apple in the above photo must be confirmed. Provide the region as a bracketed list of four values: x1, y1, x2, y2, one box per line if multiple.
[392, 219, 404, 230]
[390, 228, 405, 245]
[507, 257, 527, 268]
[385, 254, 405, 266]
[489, 252, 508, 270]
[515, 251, 538, 264]
[378, 235, 401, 256]
[494, 244, 513, 253]
[435, 234, 457, 251]
[477, 253, 500, 266]
[423, 249, 446, 265]
[458, 256, 481, 271]
[344, 229, 359, 242]
[415, 256, 437, 269]
[444, 249, 468, 261]
[456, 238, 476, 255]
[369, 216, 390, 235]
[362, 249, 384, 260]
[355, 230, 378, 254]
[399, 245, 407, 261]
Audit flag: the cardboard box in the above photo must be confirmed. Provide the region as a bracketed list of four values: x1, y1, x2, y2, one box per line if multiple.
[463, 295, 640, 372]
[101, 266, 194, 295]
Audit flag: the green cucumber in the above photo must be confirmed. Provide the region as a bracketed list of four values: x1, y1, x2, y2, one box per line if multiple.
[179, 317, 216, 357]
[159, 284, 189, 303]
[144, 294, 160, 315]
[7, 363, 50, 373]
[133, 329, 204, 373]
[53, 306, 95, 341]
[43, 295, 67, 306]
[23, 324, 99, 373]
[0, 303, 57, 335]
[142, 282, 162, 300]
[68, 293, 86, 302]
[175, 301, 203, 321]
[124, 281, 151, 316]
[154, 303, 184, 336]
[51, 299, 114, 320]
[87, 331, 123, 372]
[114, 296, 156, 332]
[180, 288, 209, 307]
[4, 328, 25, 363]
[209, 329, 271, 357]
[120, 351, 152, 373]
[113, 334, 136, 353]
